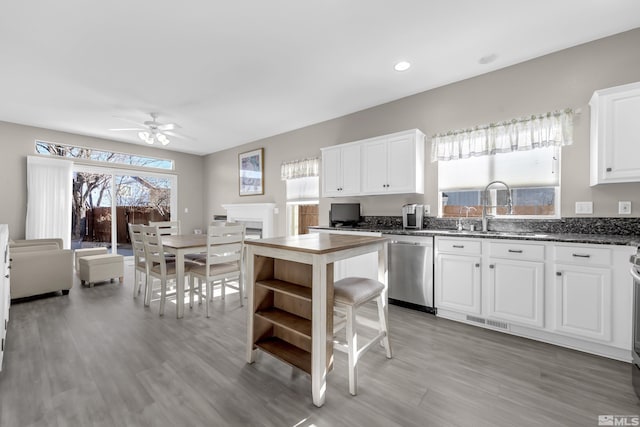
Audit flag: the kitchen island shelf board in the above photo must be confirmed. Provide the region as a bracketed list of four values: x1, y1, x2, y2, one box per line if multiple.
[245, 233, 388, 407]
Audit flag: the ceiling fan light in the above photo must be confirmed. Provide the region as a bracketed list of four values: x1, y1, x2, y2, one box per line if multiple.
[157, 133, 170, 145]
[138, 131, 154, 144]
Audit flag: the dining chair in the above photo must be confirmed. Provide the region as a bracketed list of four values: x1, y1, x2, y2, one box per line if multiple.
[127, 223, 148, 299]
[141, 225, 196, 315]
[189, 223, 245, 317]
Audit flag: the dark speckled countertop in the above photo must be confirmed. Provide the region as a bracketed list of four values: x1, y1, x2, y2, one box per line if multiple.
[310, 226, 640, 247]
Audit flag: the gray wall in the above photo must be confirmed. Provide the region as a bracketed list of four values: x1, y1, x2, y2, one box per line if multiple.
[204, 28, 640, 236]
[0, 121, 205, 240]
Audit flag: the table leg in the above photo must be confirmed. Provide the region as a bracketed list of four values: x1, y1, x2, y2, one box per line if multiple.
[176, 250, 185, 319]
[311, 256, 328, 407]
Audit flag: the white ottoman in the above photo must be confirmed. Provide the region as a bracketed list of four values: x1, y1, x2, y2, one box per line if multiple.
[79, 254, 124, 287]
[75, 247, 108, 271]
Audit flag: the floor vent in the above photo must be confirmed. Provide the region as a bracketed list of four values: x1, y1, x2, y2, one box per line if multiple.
[466, 315, 486, 324]
[486, 319, 509, 330]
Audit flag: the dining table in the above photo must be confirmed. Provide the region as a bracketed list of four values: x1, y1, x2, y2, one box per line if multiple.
[161, 233, 208, 318]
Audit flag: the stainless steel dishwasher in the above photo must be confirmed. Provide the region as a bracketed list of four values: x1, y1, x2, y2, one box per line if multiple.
[388, 234, 435, 314]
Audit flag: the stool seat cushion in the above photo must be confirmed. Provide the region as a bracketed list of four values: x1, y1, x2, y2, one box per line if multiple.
[334, 277, 384, 306]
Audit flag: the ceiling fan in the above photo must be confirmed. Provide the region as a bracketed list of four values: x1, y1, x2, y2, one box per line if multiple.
[110, 112, 184, 146]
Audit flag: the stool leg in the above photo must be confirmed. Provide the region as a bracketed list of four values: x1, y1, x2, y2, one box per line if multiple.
[376, 295, 392, 359]
[238, 272, 244, 307]
[346, 304, 358, 396]
[198, 278, 203, 305]
[221, 278, 226, 300]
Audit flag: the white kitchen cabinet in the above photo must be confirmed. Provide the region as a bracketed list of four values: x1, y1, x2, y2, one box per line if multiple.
[553, 264, 612, 342]
[552, 244, 615, 343]
[486, 242, 545, 328]
[321, 142, 361, 197]
[590, 81, 640, 185]
[435, 238, 482, 315]
[0, 224, 9, 372]
[361, 130, 425, 195]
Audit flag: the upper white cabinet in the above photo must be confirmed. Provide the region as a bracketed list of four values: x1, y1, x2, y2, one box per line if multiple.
[590, 81, 640, 185]
[361, 130, 425, 195]
[321, 142, 361, 197]
[321, 129, 425, 197]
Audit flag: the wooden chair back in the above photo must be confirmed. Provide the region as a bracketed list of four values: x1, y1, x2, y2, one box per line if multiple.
[204, 224, 245, 277]
[141, 225, 169, 276]
[149, 220, 181, 236]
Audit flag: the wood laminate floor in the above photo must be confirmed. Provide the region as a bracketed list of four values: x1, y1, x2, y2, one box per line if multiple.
[1, 262, 639, 427]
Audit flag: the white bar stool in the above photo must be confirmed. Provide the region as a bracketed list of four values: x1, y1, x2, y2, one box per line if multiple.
[333, 277, 392, 395]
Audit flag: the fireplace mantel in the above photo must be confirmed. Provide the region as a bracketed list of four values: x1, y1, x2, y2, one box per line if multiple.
[222, 203, 276, 238]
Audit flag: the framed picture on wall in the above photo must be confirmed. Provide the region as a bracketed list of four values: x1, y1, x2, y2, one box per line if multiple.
[239, 148, 264, 196]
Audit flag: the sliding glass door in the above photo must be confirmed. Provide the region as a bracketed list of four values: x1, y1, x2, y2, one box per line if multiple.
[72, 165, 177, 256]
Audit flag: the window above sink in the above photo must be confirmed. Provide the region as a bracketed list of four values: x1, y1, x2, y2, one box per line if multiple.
[438, 146, 561, 219]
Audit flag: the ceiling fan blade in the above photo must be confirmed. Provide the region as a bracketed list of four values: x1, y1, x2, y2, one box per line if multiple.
[158, 123, 179, 131]
[164, 130, 193, 140]
[113, 116, 147, 127]
[109, 127, 145, 131]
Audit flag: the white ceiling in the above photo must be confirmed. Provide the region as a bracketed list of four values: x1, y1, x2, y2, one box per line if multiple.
[1, 1, 639, 156]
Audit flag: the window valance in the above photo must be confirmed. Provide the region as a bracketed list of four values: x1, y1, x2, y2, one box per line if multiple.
[280, 157, 320, 180]
[430, 109, 573, 162]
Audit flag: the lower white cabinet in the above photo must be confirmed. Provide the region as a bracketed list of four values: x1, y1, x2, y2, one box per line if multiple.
[435, 253, 482, 315]
[435, 236, 634, 361]
[487, 258, 545, 328]
[553, 264, 612, 342]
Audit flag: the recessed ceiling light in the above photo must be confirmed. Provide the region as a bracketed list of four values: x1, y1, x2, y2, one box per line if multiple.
[478, 54, 497, 65]
[394, 61, 411, 72]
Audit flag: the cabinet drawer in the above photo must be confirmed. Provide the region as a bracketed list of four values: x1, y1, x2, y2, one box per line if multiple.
[554, 245, 611, 266]
[436, 238, 481, 254]
[489, 242, 545, 261]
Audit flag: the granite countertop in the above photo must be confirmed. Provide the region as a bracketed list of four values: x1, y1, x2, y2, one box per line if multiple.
[309, 226, 640, 246]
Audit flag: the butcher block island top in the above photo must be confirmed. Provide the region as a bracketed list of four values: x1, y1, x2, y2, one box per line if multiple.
[244, 233, 388, 407]
[244, 232, 388, 254]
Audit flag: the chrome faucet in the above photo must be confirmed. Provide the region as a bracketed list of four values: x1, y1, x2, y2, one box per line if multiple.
[481, 180, 512, 232]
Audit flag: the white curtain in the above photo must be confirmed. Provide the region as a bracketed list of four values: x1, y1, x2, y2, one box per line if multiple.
[26, 156, 73, 248]
[280, 157, 320, 180]
[431, 109, 573, 162]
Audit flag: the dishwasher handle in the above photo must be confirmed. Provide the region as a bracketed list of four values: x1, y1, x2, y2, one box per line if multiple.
[390, 240, 430, 246]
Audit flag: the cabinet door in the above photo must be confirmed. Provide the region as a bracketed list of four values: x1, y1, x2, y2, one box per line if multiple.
[340, 144, 361, 195]
[321, 147, 342, 197]
[361, 139, 388, 194]
[591, 82, 640, 184]
[386, 134, 416, 193]
[487, 258, 544, 328]
[554, 264, 612, 342]
[435, 254, 482, 315]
